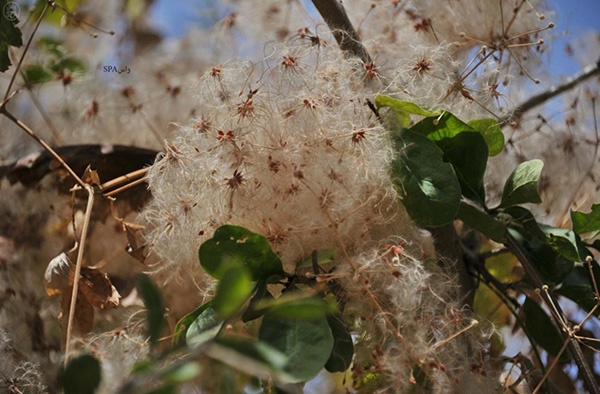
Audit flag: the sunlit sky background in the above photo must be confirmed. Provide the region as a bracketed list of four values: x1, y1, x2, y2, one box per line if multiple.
[149, 0, 600, 78]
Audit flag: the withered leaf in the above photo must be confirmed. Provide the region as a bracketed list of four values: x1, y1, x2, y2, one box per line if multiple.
[82, 165, 101, 187]
[60, 288, 95, 335]
[44, 253, 73, 296]
[78, 266, 120, 309]
[122, 220, 148, 264]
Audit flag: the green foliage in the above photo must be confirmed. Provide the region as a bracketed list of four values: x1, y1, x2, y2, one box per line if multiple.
[185, 304, 224, 347]
[136, 274, 166, 348]
[498, 159, 544, 208]
[213, 264, 254, 318]
[390, 129, 461, 226]
[258, 310, 334, 383]
[457, 202, 506, 243]
[199, 225, 284, 281]
[59, 354, 102, 394]
[522, 297, 568, 361]
[21, 36, 86, 85]
[571, 203, 600, 236]
[0, 0, 23, 72]
[324, 314, 354, 373]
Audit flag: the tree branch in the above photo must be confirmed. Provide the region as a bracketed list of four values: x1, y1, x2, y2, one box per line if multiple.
[505, 230, 600, 394]
[503, 58, 600, 125]
[309, 0, 372, 64]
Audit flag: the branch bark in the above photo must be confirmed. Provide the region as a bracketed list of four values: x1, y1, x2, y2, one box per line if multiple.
[502, 57, 600, 125]
[309, 0, 371, 64]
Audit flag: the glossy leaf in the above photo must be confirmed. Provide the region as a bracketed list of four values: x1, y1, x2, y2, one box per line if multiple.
[186, 305, 224, 347]
[540, 224, 586, 263]
[136, 274, 166, 348]
[499, 159, 544, 208]
[435, 131, 488, 204]
[172, 301, 213, 348]
[467, 118, 504, 156]
[571, 204, 600, 235]
[522, 297, 568, 361]
[213, 264, 254, 318]
[324, 314, 354, 373]
[508, 229, 573, 284]
[60, 353, 101, 394]
[259, 311, 334, 383]
[390, 129, 460, 226]
[457, 202, 506, 243]
[0, 1, 23, 72]
[375, 94, 441, 128]
[410, 111, 476, 141]
[199, 225, 284, 281]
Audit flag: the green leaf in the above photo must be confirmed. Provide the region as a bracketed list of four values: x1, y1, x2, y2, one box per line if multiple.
[59, 353, 102, 394]
[410, 111, 476, 141]
[264, 295, 337, 320]
[508, 228, 573, 284]
[213, 264, 254, 318]
[499, 159, 544, 208]
[199, 225, 285, 281]
[522, 297, 568, 361]
[324, 314, 354, 373]
[22, 64, 54, 85]
[409, 112, 489, 202]
[186, 305, 224, 347]
[375, 94, 441, 128]
[539, 225, 586, 263]
[49, 55, 87, 73]
[457, 202, 506, 243]
[390, 129, 461, 227]
[242, 281, 273, 322]
[436, 131, 488, 204]
[504, 206, 547, 240]
[467, 118, 504, 156]
[558, 264, 600, 316]
[0, 0, 23, 72]
[571, 204, 600, 235]
[135, 274, 166, 348]
[259, 311, 334, 383]
[172, 301, 213, 348]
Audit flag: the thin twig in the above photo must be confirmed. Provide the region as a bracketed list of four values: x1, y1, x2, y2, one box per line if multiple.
[101, 168, 148, 192]
[502, 58, 600, 125]
[64, 184, 94, 366]
[0, 108, 86, 187]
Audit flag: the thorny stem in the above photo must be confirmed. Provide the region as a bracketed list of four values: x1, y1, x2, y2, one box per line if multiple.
[309, 0, 372, 65]
[64, 184, 94, 366]
[503, 57, 600, 125]
[505, 230, 600, 394]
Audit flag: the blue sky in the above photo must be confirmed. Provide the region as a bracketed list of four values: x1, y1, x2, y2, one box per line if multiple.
[148, 0, 599, 77]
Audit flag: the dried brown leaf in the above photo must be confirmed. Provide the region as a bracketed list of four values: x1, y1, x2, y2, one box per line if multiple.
[44, 252, 73, 296]
[78, 266, 120, 309]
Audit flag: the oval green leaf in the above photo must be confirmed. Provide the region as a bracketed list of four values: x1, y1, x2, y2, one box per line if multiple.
[522, 297, 568, 361]
[499, 159, 544, 208]
[324, 314, 354, 373]
[391, 130, 461, 227]
[172, 301, 214, 348]
[571, 204, 600, 235]
[60, 353, 101, 394]
[199, 225, 284, 281]
[467, 118, 504, 156]
[186, 305, 224, 347]
[213, 264, 254, 318]
[258, 311, 334, 383]
[457, 202, 506, 243]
